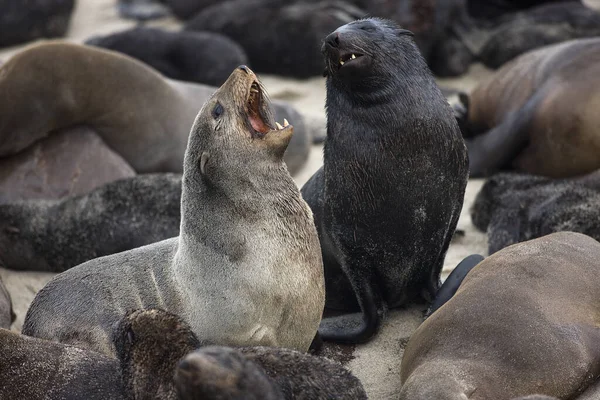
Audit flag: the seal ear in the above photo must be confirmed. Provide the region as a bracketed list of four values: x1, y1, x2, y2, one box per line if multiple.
[264, 127, 294, 159]
[200, 152, 210, 175]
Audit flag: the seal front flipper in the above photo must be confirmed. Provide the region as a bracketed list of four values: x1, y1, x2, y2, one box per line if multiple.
[426, 254, 484, 317]
[318, 274, 386, 344]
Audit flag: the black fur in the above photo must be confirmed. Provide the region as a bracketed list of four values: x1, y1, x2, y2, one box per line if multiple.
[176, 346, 367, 400]
[0, 0, 75, 48]
[86, 27, 248, 87]
[426, 254, 484, 317]
[471, 171, 600, 254]
[185, 0, 365, 78]
[301, 18, 468, 343]
[0, 174, 181, 272]
[164, 0, 221, 19]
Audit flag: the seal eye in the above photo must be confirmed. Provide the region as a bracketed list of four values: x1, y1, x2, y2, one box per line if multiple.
[212, 102, 224, 119]
[360, 26, 376, 32]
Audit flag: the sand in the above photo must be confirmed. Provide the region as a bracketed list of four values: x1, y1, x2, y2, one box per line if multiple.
[2, 0, 597, 398]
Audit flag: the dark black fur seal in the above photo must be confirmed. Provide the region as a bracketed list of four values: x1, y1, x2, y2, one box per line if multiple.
[300, 18, 468, 344]
[86, 27, 248, 87]
[471, 171, 600, 254]
[185, 0, 365, 78]
[114, 309, 202, 400]
[176, 346, 367, 400]
[0, 174, 181, 273]
[400, 232, 600, 399]
[0, 0, 75, 48]
[0, 276, 14, 329]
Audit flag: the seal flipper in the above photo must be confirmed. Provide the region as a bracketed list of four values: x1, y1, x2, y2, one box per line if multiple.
[426, 254, 484, 317]
[318, 274, 386, 344]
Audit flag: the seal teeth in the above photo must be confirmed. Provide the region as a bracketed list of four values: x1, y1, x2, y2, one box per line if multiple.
[283, 119, 289, 127]
[339, 59, 345, 66]
[351, 54, 356, 59]
[276, 122, 284, 130]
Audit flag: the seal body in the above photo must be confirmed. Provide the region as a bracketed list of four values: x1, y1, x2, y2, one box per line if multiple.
[176, 346, 367, 400]
[86, 27, 248, 87]
[0, 174, 182, 272]
[0, 42, 311, 175]
[471, 171, 600, 254]
[400, 232, 600, 400]
[301, 18, 468, 343]
[22, 67, 325, 356]
[465, 37, 600, 178]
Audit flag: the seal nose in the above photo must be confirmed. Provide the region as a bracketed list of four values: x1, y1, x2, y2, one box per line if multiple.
[325, 32, 340, 48]
[238, 65, 250, 74]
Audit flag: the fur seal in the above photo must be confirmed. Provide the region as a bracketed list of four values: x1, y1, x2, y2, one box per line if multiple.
[300, 18, 468, 343]
[0, 276, 14, 329]
[185, 0, 366, 78]
[400, 232, 600, 399]
[22, 66, 325, 356]
[464, 37, 600, 178]
[0, 0, 75, 48]
[86, 27, 248, 87]
[471, 171, 600, 254]
[176, 346, 367, 400]
[0, 42, 311, 175]
[0, 127, 135, 204]
[0, 174, 181, 272]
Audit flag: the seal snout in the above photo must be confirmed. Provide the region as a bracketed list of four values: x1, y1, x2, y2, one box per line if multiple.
[322, 30, 365, 71]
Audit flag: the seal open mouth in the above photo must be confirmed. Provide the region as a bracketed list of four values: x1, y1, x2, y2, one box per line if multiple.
[246, 80, 291, 137]
[338, 52, 363, 69]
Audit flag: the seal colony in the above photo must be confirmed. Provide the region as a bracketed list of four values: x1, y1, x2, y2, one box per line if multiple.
[0, 42, 311, 175]
[0, 174, 181, 272]
[464, 37, 600, 178]
[301, 18, 468, 343]
[400, 232, 600, 399]
[471, 171, 600, 254]
[22, 66, 325, 356]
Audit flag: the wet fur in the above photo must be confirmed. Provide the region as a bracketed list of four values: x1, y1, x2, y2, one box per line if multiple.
[0, 174, 181, 272]
[301, 18, 468, 343]
[22, 67, 325, 356]
[471, 171, 600, 254]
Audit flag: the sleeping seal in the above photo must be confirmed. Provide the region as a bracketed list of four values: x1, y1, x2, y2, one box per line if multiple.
[301, 18, 468, 343]
[464, 37, 600, 178]
[472, 170, 600, 254]
[400, 232, 600, 399]
[22, 66, 325, 356]
[0, 174, 181, 272]
[176, 346, 367, 400]
[0, 42, 311, 175]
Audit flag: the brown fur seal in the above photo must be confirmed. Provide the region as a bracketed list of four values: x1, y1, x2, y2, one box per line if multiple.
[464, 37, 600, 178]
[471, 170, 600, 254]
[22, 66, 325, 356]
[0, 42, 311, 175]
[300, 18, 468, 343]
[176, 346, 367, 400]
[0, 275, 14, 329]
[0, 174, 181, 272]
[400, 232, 600, 399]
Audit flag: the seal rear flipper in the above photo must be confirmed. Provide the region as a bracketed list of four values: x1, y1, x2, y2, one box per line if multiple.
[426, 254, 484, 317]
[318, 278, 385, 344]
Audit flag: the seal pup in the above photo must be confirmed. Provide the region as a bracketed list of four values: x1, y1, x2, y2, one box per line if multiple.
[400, 232, 600, 399]
[0, 42, 311, 175]
[301, 18, 468, 343]
[176, 346, 367, 400]
[471, 171, 600, 254]
[0, 275, 14, 329]
[0, 174, 181, 272]
[464, 37, 600, 178]
[22, 66, 325, 356]
[114, 309, 202, 400]
[86, 27, 248, 87]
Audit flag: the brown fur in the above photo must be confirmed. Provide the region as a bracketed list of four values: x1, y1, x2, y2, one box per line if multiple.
[466, 38, 600, 178]
[400, 232, 600, 399]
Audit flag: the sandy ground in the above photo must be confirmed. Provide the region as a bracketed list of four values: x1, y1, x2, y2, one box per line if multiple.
[2, 0, 598, 398]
